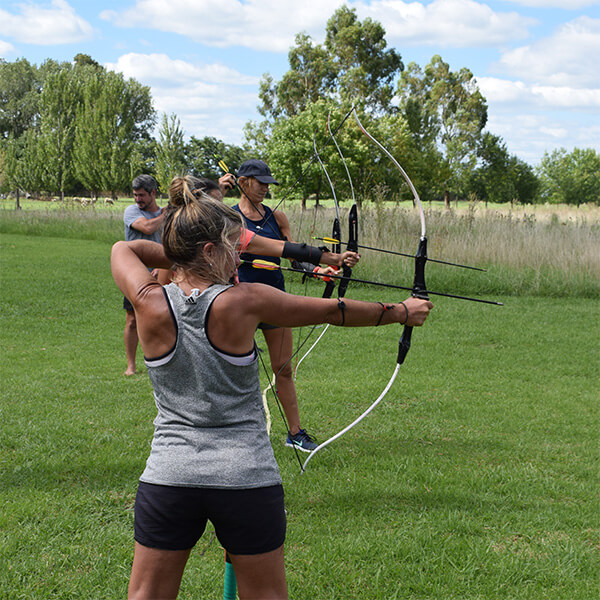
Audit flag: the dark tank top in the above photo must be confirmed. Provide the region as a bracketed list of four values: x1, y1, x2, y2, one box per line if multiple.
[233, 204, 286, 291]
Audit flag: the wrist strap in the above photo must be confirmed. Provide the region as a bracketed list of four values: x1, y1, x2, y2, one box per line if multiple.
[338, 300, 346, 326]
[399, 301, 408, 325]
[375, 302, 396, 326]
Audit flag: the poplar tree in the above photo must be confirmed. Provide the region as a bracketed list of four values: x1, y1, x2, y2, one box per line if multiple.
[36, 66, 78, 199]
[154, 113, 186, 196]
[72, 69, 155, 198]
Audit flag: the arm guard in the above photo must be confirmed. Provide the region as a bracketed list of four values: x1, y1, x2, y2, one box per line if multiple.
[282, 241, 323, 266]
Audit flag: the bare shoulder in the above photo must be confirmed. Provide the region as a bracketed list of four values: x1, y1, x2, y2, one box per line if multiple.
[216, 281, 275, 307]
[272, 209, 291, 239]
[134, 282, 176, 355]
[273, 209, 289, 227]
[213, 282, 287, 319]
[133, 280, 170, 321]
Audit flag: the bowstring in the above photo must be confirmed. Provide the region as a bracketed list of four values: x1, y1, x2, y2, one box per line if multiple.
[256, 337, 304, 472]
[291, 177, 321, 377]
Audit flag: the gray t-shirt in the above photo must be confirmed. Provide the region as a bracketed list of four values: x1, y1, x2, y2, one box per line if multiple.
[123, 204, 162, 242]
[140, 283, 282, 489]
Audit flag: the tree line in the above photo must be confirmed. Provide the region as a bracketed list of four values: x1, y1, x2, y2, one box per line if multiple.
[1, 7, 598, 207]
[0, 54, 238, 204]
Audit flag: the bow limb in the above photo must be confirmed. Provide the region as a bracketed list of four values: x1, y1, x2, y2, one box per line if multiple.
[293, 135, 340, 379]
[327, 111, 358, 300]
[352, 108, 430, 357]
[301, 362, 401, 472]
[327, 111, 356, 208]
[311, 132, 340, 300]
[302, 110, 429, 473]
[294, 128, 350, 378]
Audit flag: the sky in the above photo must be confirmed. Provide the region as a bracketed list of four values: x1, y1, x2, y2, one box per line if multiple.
[1, 0, 599, 166]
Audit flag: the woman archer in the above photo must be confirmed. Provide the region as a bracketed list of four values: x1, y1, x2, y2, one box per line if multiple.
[111, 174, 432, 599]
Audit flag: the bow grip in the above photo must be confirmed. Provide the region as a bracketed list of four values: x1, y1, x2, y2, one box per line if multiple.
[322, 279, 336, 298]
[397, 237, 428, 365]
[337, 263, 352, 298]
[322, 217, 341, 299]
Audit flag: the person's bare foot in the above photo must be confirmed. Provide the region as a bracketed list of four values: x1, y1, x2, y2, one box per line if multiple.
[124, 367, 136, 376]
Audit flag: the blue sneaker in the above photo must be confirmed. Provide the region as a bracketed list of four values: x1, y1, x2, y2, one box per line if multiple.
[286, 429, 318, 452]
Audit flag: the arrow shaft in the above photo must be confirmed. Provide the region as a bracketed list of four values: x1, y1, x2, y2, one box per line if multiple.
[312, 237, 486, 272]
[246, 261, 503, 305]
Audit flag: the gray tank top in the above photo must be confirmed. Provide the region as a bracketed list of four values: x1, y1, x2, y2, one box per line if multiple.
[140, 282, 281, 489]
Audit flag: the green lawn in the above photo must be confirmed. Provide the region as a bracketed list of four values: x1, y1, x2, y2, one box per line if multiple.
[0, 224, 598, 599]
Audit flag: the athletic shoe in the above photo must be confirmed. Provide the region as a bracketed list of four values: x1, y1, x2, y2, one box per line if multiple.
[286, 429, 318, 452]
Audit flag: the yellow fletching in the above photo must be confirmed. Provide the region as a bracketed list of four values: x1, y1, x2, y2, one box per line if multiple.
[322, 236, 340, 244]
[218, 160, 229, 172]
[252, 260, 279, 271]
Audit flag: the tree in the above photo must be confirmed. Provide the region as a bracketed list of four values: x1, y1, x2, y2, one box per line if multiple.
[469, 133, 513, 204]
[258, 33, 331, 121]
[254, 6, 403, 126]
[509, 156, 539, 205]
[73, 53, 101, 69]
[469, 133, 539, 205]
[247, 7, 405, 205]
[0, 58, 41, 140]
[266, 102, 417, 208]
[266, 100, 334, 208]
[397, 55, 488, 205]
[72, 69, 155, 197]
[2, 130, 44, 206]
[324, 6, 402, 113]
[155, 113, 187, 196]
[537, 148, 600, 205]
[36, 65, 79, 199]
[0, 56, 157, 199]
[186, 136, 246, 187]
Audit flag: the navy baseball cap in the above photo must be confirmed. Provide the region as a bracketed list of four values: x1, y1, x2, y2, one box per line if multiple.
[237, 159, 279, 185]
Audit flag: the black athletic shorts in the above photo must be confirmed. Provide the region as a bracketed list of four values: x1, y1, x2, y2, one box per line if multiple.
[134, 482, 286, 554]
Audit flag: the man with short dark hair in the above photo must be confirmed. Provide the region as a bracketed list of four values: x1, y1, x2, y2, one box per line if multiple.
[122, 175, 166, 375]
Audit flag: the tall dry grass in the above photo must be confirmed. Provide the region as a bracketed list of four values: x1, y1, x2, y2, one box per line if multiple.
[1, 199, 599, 297]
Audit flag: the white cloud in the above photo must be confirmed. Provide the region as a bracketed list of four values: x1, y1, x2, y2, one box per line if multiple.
[477, 77, 600, 163]
[105, 53, 261, 143]
[0, 0, 93, 45]
[100, 0, 343, 52]
[357, 0, 536, 47]
[485, 111, 600, 164]
[0, 40, 16, 57]
[496, 17, 600, 87]
[101, 0, 538, 51]
[105, 53, 259, 86]
[478, 77, 600, 110]
[502, 0, 599, 8]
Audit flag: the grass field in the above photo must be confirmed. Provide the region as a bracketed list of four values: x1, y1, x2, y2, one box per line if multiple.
[0, 206, 599, 599]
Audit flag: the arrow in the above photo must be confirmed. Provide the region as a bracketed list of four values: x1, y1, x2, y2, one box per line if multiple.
[247, 260, 503, 305]
[313, 236, 486, 272]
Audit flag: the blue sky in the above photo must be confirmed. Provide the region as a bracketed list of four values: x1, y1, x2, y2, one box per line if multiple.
[1, 0, 599, 165]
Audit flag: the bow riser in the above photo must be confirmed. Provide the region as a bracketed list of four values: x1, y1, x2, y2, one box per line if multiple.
[322, 217, 341, 298]
[338, 203, 357, 299]
[397, 236, 429, 365]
